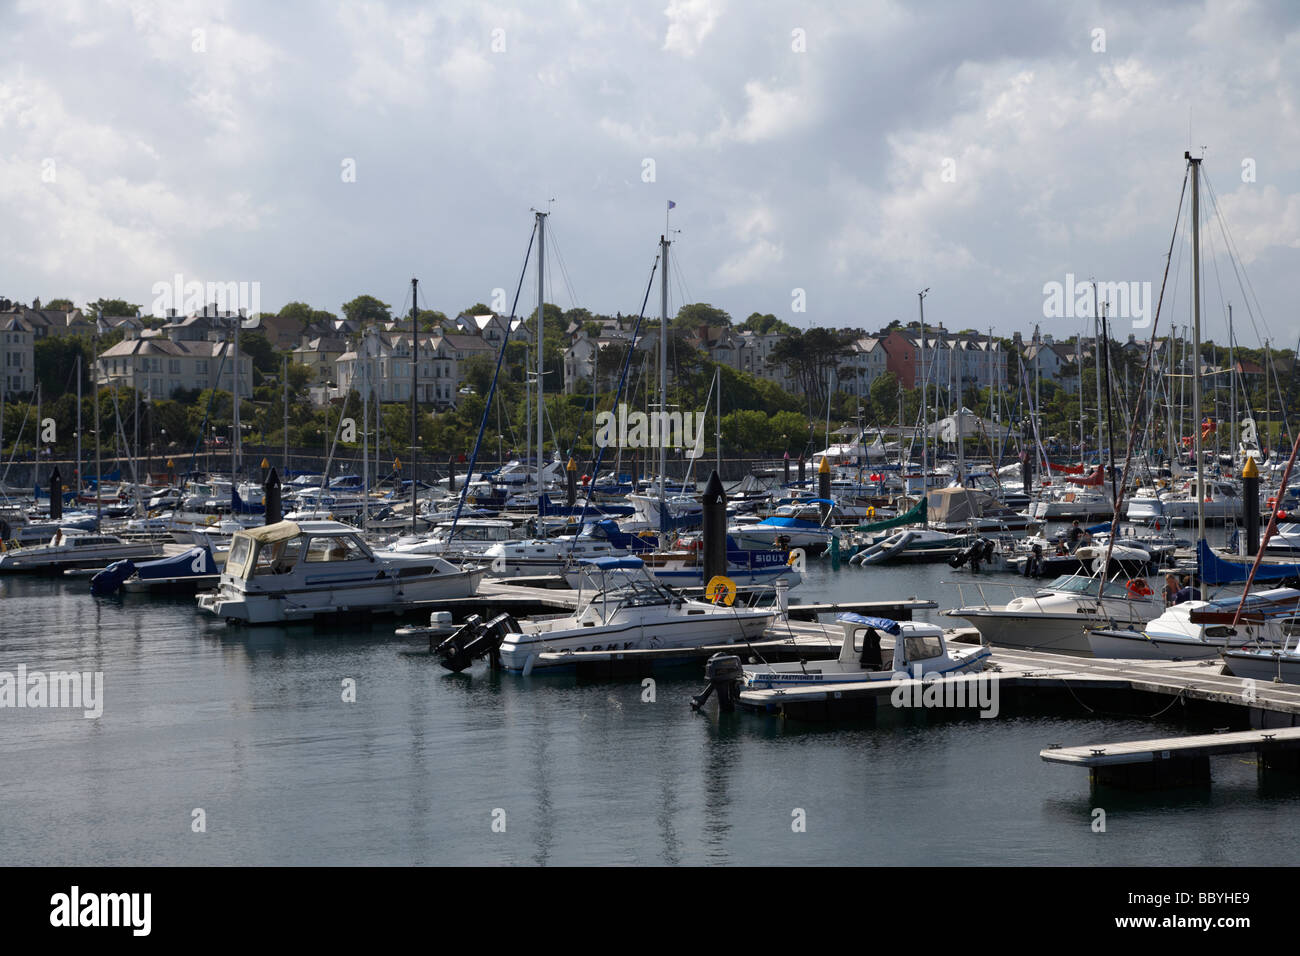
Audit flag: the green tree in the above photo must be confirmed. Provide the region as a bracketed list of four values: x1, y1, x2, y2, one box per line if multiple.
[85, 298, 140, 317]
[238, 331, 280, 376]
[44, 298, 76, 312]
[769, 411, 809, 450]
[341, 295, 392, 326]
[722, 409, 769, 453]
[739, 312, 797, 335]
[870, 371, 901, 421]
[673, 302, 732, 331]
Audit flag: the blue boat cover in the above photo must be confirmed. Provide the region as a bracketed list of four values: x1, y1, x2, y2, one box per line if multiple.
[836, 612, 902, 635]
[1198, 538, 1300, 586]
[578, 556, 645, 570]
[90, 560, 136, 596]
[135, 546, 218, 580]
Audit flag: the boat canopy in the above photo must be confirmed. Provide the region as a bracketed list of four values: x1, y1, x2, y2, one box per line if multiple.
[925, 488, 1006, 524]
[579, 556, 645, 570]
[836, 612, 902, 635]
[241, 520, 301, 544]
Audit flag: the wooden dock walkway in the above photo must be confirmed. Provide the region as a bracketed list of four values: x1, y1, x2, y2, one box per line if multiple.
[740, 628, 1299, 718]
[1040, 727, 1300, 786]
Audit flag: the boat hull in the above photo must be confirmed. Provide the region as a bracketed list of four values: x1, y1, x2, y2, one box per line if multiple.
[498, 609, 773, 672]
[198, 567, 484, 624]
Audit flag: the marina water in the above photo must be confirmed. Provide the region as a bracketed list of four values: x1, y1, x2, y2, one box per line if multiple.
[3, 551, 1298, 866]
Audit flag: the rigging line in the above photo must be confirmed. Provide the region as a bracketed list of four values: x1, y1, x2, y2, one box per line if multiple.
[568, 252, 661, 551]
[545, 221, 582, 311]
[1097, 164, 1189, 594]
[448, 219, 539, 542]
[1202, 168, 1272, 343]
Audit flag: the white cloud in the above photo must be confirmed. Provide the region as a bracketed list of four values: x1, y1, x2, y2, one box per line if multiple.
[663, 0, 721, 57]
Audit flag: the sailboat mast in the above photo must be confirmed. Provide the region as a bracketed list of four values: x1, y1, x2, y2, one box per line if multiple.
[918, 288, 928, 527]
[659, 234, 670, 530]
[410, 276, 418, 533]
[362, 350, 369, 528]
[1228, 306, 1237, 462]
[282, 354, 288, 480]
[1189, 152, 1206, 541]
[94, 312, 102, 525]
[75, 355, 82, 497]
[536, 211, 547, 508]
[232, 313, 240, 491]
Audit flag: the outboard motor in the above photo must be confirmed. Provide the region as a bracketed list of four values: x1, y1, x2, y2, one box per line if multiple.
[432, 614, 483, 672]
[690, 653, 744, 713]
[1023, 543, 1044, 578]
[432, 612, 519, 673]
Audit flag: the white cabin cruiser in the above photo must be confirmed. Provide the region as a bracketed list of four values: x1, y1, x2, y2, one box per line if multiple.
[488, 557, 774, 672]
[197, 519, 483, 624]
[1088, 588, 1298, 661]
[947, 573, 1163, 655]
[741, 613, 990, 688]
[480, 533, 625, 577]
[380, 519, 517, 560]
[0, 529, 163, 573]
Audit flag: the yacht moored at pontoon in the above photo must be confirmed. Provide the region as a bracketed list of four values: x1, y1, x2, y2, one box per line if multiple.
[197, 519, 483, 624]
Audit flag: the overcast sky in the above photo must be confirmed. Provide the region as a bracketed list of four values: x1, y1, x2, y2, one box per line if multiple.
[3, 0, 1297, 348]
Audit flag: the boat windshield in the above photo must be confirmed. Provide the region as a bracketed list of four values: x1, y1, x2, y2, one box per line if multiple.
[1045, 574, 1136, 600]
[575, 570, 675, 612]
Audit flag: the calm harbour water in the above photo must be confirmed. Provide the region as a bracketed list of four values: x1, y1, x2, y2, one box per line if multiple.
[2, 551, 1298, 866]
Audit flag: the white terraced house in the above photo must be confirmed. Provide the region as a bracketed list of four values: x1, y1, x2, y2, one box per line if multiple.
[95, 337, 253, 399]
[334, 325, 495, 410]
[1, 316, 35, 398]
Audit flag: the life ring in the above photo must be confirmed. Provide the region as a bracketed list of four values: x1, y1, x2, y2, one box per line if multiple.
[705, 575, 737, 606]
[1126, 579, 1153, 597]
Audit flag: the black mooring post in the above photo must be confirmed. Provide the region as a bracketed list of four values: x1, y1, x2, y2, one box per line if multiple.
[264, 467, 282, 525]
[448, 455, 456, 493]
[702, 470, 728, 585]
[566, 457, 577, 508]
[783, 451, 790, 485]
[798, 454, 806, 485]
[1243, 456, 1260, 555]
[49, 467, 63, 522]
[1021, 451, 1031, 496]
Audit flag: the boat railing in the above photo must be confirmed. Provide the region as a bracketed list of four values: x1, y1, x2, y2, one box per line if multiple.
[951, 579, 1052, 612]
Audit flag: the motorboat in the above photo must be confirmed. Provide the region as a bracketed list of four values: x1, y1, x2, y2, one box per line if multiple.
[740, 613, 990, 688]
[90, 544, 224, 595]
[380, 519, 518, 561]
[479, 532, 626, 576]
[730, 502, 836, 554]
[0, 528, 163, 573]
[197, 519, 484, 624]
[946, 573, 1163, 655]
[1088, 588, 1298, 661]
[475, 557, 774, 673]
[1125, 478, 1250, 524]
